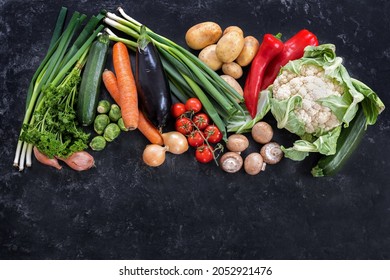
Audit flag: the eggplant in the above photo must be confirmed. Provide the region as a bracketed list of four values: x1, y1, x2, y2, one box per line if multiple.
[136, 25, 172, 129]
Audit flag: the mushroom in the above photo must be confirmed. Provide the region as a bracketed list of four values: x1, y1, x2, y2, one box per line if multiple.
[260, 142, 283, 164]
[244, 153, 264, 175]
[226, 134, 249, 153]
[251, 121, 273, 144]
[220, 152, 243, 173]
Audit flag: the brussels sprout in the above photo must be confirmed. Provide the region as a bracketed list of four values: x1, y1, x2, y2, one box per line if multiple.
[103, 123, 121, 142]
[89, 136, 107, 151]
[117, 118, 128, 131]
[109, 104, 122, 122]
[94, 114, 110, 135]
[97, 100, 111, 114]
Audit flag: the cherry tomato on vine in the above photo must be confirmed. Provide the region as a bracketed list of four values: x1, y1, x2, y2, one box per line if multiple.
[171, 103, 186, 118]
[203, 125, 223, 143]
[185, 98, 202, 113]
[187, 131, 204, 147]
[192, 113, 210, 130]
[195, 145, 214, 163]
[175, 117, 193, 135]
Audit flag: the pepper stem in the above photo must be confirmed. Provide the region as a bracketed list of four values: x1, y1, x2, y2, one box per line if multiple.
[274, 33, 282, 40]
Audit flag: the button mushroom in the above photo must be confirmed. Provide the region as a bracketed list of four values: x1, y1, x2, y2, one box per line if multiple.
[220, 152, 243, 173]
[260, 142, 283, 164]
[226, 134, 249, 153]
[251, 121, 273, 144]
[244, 152, 264, 175]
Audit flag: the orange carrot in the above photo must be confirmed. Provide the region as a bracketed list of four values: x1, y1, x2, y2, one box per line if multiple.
[113, 42, 139, 130]
[103, 68, 163, 145]
[138, 111, 164, 145]
[102, 69, 120, 104]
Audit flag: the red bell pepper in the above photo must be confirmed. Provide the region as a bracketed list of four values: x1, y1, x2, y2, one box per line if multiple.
[261, 29, 319, 90]
[244, 34, 284, 119]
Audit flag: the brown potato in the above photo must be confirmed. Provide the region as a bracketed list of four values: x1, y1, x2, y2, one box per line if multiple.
[236, 36, 260, 67]
[216, 31, 245, 63]
[198, 44, 223, 71]
[220, 75, 244, 100]
[222, 62, 243, 79]
[185, 22, 222, 50]
[223, 26, 244, 37]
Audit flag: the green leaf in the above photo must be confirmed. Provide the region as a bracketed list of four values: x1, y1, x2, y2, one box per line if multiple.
[351, 78, 385, 126]
[317, 93, 351, 122]
[227, 89, 271, 133]
[270, 94, 306, 136]
[281, 125, 341, 161]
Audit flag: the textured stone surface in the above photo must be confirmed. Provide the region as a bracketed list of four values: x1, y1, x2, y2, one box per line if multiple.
[1, 0, 390, 259]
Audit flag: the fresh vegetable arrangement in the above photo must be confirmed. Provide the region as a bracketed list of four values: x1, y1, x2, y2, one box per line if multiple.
[12, 6, 385, 178]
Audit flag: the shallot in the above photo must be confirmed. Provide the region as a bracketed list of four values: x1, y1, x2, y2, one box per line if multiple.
[33, 146, 62, 170]
[58, 151, 95, 171]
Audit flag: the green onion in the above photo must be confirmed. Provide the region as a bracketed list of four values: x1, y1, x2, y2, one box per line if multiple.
[103, 8, 244, 141]
[13, 8, 103, 171]
[48, 7, 68, 50]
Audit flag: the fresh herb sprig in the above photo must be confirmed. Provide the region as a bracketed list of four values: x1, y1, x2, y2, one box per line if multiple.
[20, 61, 90, 159]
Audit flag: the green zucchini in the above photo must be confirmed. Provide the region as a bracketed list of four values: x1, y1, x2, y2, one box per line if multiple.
[311, 107, 367, 177]
[77, 34, 110, 126]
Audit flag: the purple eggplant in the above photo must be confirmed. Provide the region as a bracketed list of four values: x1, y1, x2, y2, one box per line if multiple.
[136, 25, 172, 129]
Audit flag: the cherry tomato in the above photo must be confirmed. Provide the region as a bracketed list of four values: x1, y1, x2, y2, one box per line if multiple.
[203, 125, 223, 143]
[192, 113, 210, 130]
[171, 103, 186, 118]
[187, 131, 205, 147]
[185, 98, 202, 113]
[195, 145, 214, 163]
[175, 117, 193, 135]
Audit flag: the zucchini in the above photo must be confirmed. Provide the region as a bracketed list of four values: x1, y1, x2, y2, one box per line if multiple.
[77, 34, 110, 126]
[311, 107, 367, 177]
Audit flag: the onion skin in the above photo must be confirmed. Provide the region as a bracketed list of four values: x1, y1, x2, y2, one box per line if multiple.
[143, 144, 167, 167]
[162, 132, 189, 155]
[33, 147, 62, 170]
[58, 151, 95, 171]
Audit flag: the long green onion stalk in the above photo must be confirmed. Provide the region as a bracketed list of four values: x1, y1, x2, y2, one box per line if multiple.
[103, 8, 244, 141]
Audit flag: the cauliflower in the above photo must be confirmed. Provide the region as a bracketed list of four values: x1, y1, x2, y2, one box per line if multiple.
[268, 44, 371, 161]
[228, 44, 384, 161]
[272, 64, 344, 135]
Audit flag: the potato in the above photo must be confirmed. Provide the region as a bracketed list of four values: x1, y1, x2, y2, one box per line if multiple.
[185, 22, 222, 50]
[223, 26, 244, 37]
[216, 31, 245, 63]
[198, 44, 223, 71]
[236, 36, 260, 66]
[220, 75, 243, 100]
[222, 62, 243, 79]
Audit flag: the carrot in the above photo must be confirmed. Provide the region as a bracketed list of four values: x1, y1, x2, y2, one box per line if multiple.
[102, 69, 120, 104]
[112, 42, 139, 130]
[138, 111, 164, 145]
[103, 67, 163, 145]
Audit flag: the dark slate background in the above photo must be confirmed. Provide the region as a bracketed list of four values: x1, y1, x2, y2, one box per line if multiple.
[1, 0, 390, 259]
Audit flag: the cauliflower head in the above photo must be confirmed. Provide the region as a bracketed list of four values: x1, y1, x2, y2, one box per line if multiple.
[268, 44, 373, 161]
[272, 64, 344, 135]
